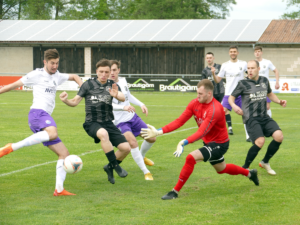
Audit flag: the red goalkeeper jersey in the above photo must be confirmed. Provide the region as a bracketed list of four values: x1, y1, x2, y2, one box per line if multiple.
[162, 98, 229, 144]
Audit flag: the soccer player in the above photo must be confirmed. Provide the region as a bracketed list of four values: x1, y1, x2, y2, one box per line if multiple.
[254, 46, 280, 117]
[59, 59, 131, 184]
[141, 79, 259, 200]
[109, 60, 155, 181]
[212, 46, 251, 142]
[229, 60, 286, 175]
[0, 49, 83, 196]
[201, 52, 224, 103]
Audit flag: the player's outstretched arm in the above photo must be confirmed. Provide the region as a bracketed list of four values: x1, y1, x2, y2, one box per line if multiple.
[0, 80, 24, 94]
[68, 74, 83, 87]
[127, 93, 148, 116]
[173, 139, 189, 157]
[267, 92, 287, 107]
[60, 91, 82, 107]
[141, 124, 163, 139]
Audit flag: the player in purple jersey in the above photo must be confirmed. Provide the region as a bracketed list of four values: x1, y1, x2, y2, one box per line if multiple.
[0, 49, 83, 196]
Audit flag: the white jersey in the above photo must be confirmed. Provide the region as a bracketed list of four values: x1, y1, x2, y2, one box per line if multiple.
[258, 58, 276, 80]
[218, 60, 247, 95]
[20, 68, 69, 115]
[112, 77, 144, 125]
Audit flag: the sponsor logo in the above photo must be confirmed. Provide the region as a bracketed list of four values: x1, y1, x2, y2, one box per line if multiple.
[291, 88, 299, 91]
[281, 82, 289, 91]
[45, 120, 51, 124]
[249, 91, 267, 101]
[160, 78, 197, 92]
[128, 78, 154, 89]
[90, 95, 111, 104]
[45, 88, 55, 93]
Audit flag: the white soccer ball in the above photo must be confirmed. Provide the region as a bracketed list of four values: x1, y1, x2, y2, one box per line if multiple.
[63, 155, 83, 174]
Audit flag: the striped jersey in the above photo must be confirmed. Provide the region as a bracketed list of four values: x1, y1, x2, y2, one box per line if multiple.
[77, 78, 120, 123]
[201, 63, 224, 95]
[162, 98, 229, 144]
[231, 76, 272, 123]
[258, 58, 276, 80]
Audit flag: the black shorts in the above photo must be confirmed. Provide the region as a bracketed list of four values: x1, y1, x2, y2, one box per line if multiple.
[83, 121, 127, 147]
[213, 93, 225, 103]
[199, 141, 229, 165]
[246, 116, 281, 143]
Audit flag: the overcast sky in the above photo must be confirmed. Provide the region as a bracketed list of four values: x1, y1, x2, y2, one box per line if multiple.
[228, 0, 298, 20]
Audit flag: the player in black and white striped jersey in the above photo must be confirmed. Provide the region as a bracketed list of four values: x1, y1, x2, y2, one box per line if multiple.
[229, 60, 286, 175]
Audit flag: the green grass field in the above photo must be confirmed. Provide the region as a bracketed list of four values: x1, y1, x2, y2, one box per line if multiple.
[0, 91, 299, 225]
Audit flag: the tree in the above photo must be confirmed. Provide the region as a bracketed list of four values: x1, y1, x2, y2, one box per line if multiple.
[281, 0, 300, 19]
[0, 0, 19, 19]
[117, 0, 236, 19]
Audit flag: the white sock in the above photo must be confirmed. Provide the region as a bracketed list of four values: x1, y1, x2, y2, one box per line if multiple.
[267, 109, 272, 117]
[244, 124, 249, 139]
[11, 131, 50, 151]
[140, 140, 154, 158]
[131, 147, 150, 174]
[55, 159, 66, 193]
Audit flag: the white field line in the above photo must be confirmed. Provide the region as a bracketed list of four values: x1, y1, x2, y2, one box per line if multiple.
[0, 126, 197, 177]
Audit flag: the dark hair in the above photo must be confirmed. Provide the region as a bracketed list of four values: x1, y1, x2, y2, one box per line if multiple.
[44, 49, 59, 61]
[248, 60, 260, 68]
[110, 60, 121, 68]
[197, 79, 214, 91]
[229, 45, 238, 50]
[206, 52, 214, 56]
[254, 46, 262, 51]
[96, 59, 111, 70]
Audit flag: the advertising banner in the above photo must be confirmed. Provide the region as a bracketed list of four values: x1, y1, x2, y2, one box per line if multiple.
[269, 79, 300, 93]
[126, 77, 201, 92]
[0, 76, 23, 90]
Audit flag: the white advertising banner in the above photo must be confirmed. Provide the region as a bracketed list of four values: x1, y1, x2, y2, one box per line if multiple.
[23, 77, 91, 91]
[269, 79, 300, 93]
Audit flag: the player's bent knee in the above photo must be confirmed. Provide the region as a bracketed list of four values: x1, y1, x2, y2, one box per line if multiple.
[146, 137, 156, 143]
[118, 143, 131, 153]
[254, 137, 265, 148]
[96, 129, 109, 141]
[273, 130, 284, 142]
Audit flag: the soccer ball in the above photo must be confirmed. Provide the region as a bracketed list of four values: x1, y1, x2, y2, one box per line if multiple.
[63, 155, 83, 174]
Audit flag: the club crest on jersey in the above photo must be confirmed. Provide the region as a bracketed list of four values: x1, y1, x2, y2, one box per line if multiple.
[215, 69, 219, 73]
[105, 86, 110, 92]
[203, 111, 207, 118]
[53, 81, 56, 86]
[263, 65, 266, 68]
[261, 83, 266, 88]
[239, 67, 242, 70]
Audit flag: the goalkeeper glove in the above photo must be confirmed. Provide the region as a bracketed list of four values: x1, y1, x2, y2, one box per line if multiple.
[140, 124, 163, 139]
[173, 139, 189, 157]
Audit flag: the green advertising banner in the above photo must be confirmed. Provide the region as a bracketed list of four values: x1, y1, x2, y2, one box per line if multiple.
[126, 78, 201, 92]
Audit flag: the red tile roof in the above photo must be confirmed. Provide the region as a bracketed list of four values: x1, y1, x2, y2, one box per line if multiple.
[258, 20, 300, 43]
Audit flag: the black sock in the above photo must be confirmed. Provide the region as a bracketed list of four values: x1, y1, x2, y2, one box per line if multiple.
[262, 140, 282, 163]
[105, 150, 118, 166]
[225, 114, 232, 127]
[243, 144, 261, 168]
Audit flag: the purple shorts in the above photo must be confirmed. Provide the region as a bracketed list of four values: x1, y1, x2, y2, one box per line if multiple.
[222, 95, 242, 111]
[266, 97, 271, 103]
[28, 109, 61, 146]
[116, 114, 147, 137]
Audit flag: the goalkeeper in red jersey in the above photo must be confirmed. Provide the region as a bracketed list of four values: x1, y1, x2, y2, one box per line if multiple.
[141, 79, 259, 200]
